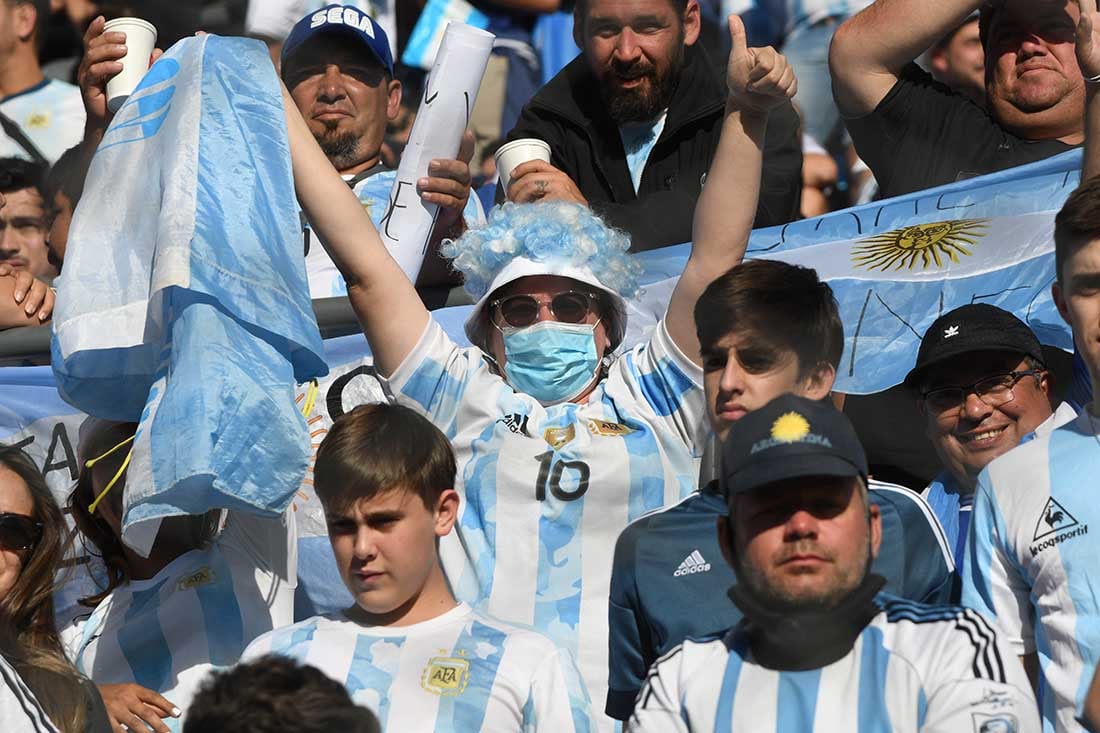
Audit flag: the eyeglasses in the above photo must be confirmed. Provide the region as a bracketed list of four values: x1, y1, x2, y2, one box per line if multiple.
[490, 291, 598, 329]
[921, 370, 1043, 415]
[0, 513, 42, 552]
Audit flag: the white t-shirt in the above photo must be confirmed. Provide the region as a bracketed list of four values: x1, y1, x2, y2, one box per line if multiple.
[242, 602, 597, 731]
[382, 317, 708, 730]
[631, 595, 1039, 732]
[246, 0, 397, 58]
[62, 511, 297, 730]
[0, 79, 84, 164]
[963, 408, 1100, 732]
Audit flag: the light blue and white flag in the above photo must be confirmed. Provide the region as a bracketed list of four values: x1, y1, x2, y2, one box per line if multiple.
[629, 149, 1082, 395]
[50, 35, 328, 555]
[401, 0, 489, 70]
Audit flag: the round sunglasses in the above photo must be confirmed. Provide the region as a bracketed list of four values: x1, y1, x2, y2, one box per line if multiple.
[490, 290, 599, 329]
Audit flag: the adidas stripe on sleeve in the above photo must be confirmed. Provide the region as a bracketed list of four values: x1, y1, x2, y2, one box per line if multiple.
[0, 654, 61, 733]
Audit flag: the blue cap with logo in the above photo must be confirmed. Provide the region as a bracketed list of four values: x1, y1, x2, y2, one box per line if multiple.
[721, 394, 868, 496]
[281, 4, 394, 77]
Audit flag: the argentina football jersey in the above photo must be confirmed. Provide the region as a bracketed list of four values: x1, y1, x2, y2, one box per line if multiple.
[963, 408, 1100, 732]
[382, 317, 708, 729]
[630, 596, 1038, 732]
[243, 603, 597, 731]
[0, 79, 84, 164]
[61, 512, 296, 729]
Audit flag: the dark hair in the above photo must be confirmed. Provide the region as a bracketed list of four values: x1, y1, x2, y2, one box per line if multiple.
[67, 421, 220, 607]
[44, 144, 91, 210]
[0, 445, 90, 733]
[184, 655, 381, 733]
[695, 259, 844, 379]
[1054, 177, 1100, 284]
[0, 156, 46, 197]
[314, 403, 456, 514]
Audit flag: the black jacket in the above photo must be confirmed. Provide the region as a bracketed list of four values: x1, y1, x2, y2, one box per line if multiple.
[500, 44, 802, 252]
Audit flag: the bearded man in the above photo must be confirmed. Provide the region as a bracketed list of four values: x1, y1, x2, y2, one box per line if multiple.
[498, 0, 803, 252]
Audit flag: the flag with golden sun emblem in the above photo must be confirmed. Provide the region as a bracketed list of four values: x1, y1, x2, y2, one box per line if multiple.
[626, 149, 1083, 396]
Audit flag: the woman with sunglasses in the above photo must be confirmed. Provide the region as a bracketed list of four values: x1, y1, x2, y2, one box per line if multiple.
[286, 16, 795, 723]
[62, 421, 296, 733]
[0, 445, 110, 732]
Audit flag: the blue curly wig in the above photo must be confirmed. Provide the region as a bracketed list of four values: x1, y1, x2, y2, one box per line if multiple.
[442, 202, 642, 301]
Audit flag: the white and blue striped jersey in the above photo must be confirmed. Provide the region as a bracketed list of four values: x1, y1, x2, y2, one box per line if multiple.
[242, 602, 597, 731]
[630, 595, 1038, 732]
[0, 79, 84, 164]
[962, 408, 1100, 732]
[383, 318, 707, 730]
[61, 511, 297, 731]
[304, 169, 485, 297]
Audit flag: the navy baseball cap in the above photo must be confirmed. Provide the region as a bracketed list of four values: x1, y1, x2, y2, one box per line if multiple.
[903, 304, 1044, 390]
[721, 394, 868, 496]
[281, 4, 394, 77]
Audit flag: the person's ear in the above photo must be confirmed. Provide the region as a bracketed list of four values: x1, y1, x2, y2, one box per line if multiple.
[386, 80, 403, 122]
[13, 2, 35, 43]
[800, 361, 836, 401]
[868, 499, 882, 560]
[434, 489, 460, 537]
[682, 0, 702, 46]
[1053, 281, 1071, 325]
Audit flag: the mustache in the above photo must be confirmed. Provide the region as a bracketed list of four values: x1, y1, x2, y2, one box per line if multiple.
[774, 542, 835, 564]
[607, 60, 655, 80]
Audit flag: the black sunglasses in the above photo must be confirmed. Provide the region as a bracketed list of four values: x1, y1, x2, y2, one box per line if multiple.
[490, 290, 599, 329]
[0, 513, 42, 552]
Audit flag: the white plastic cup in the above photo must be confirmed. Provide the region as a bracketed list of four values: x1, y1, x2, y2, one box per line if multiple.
[495, 138, 551, 197]
[104, 18, 158, 113]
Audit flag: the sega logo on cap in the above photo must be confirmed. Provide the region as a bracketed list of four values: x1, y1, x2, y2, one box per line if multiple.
[281, 4, 394, 76]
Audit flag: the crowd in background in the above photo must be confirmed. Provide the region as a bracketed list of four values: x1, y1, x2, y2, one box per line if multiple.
[1, 0, 1099, 731]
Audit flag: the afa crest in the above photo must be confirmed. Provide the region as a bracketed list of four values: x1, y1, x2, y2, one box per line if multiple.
[25, 112, 48, 129]
[852, 219, 989, 272]
[421, 654, 470, 697]
[177, 566, 215, 591]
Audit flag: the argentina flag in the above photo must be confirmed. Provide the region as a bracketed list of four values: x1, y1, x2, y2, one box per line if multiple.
[629, 149, 1082, 395]
[50, 35, 328, 555]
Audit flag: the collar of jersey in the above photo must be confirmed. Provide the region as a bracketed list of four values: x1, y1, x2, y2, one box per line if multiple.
[728, 572, 886, 671]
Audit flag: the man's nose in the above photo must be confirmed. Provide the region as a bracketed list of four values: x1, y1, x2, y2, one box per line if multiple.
[614, 28, 641, 62]
[317, 66, 348, 103]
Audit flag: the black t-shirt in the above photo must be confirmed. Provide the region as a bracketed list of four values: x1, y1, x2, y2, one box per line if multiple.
[846, 63, 1076, 199]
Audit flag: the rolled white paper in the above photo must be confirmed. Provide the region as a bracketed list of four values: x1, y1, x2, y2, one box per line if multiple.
[380, 22, 495, 283]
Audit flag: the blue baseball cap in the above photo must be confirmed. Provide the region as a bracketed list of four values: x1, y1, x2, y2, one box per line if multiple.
[281, 4, 394, 77]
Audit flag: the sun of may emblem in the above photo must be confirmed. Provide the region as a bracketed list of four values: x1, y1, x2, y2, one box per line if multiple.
[851, 219, 989, 272]
[771, 412, 811, 443]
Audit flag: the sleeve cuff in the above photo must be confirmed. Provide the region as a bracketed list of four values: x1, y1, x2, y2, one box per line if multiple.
[606, 689, 640, 721]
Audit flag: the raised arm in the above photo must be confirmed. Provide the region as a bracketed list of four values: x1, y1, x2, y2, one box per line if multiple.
[829, 0, 982, 117]
[664, 15, 796, 365]
[283, 85, 429, 377]
[1079, 0, 1100, 181]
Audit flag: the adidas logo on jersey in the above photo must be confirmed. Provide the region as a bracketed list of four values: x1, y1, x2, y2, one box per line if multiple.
[674, 550, 711, 577]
